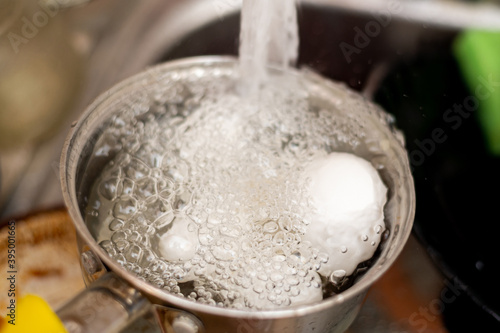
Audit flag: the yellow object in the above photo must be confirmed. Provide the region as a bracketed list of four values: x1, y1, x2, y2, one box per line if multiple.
[0, 294, 67, 333]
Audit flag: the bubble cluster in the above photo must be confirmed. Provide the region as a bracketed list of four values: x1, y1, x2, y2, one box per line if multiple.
[85, 67, 387, 310]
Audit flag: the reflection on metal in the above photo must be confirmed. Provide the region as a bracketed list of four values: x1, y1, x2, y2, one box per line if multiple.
[309, 0, 500, 29]
[153, 305, 205, 333]
[80, 249, 106, 284]
[38, 0, 93, 10]
[57, 272, 150, 333]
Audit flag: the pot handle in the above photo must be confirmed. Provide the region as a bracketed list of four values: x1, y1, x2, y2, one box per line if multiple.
[56, 272, 205, 333]
[56, 272, 150, 333]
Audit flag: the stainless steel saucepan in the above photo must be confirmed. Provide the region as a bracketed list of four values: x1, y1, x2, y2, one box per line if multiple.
[58, 56, 415, 333]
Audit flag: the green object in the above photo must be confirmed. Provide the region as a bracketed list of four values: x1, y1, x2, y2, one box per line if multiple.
[454, 30, 500, 155]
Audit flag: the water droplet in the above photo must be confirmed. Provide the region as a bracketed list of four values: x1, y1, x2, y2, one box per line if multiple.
[144, 199, 171, 222]
[99, 177, 120, 201]
[113, 197, 137, 220]
[114, 239, 130, 252]
[99, 240, 117, 257]
[125, 158, 150, 180]
[158, 178, 175, 200]
[273, 231, 286, 245]
[153, 210, 175, 229]
[262, 221, 278, 233]
[211, 242, 238, 261]
[121, 178, 135, 195]
[136, 143, 163, 168]
[290, 286, 300, 297]
[109, 219, 124, 231]
[257, 272, 268, 281]
[140, 249, 156, 267]
[253, 285, 264, 294]
[125, 244, 143, 263]
[129, 231, 142, 243]
[271, 272, 284, 282]
[278, 216, 292, 231]
[286, 276, 299, 286]
[317, 252, 329, 264]
[134, 177, 157, 200]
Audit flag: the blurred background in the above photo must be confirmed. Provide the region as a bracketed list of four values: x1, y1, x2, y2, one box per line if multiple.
[1, 0, 500, 332]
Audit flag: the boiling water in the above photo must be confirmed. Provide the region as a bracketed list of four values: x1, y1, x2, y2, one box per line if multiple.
[86, 66, 388, 310]
[85, 0, 388, 310]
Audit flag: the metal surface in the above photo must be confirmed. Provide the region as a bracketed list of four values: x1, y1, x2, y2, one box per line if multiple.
[57, 272, 150, 333]
[308, 0, 500, 29]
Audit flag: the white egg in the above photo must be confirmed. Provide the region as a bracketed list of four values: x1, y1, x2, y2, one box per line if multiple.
[158, 216, 199, 263]
[303, 152, 387, 278]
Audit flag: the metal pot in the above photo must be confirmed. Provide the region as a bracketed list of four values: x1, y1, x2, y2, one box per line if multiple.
[59, 56, 415, 333]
